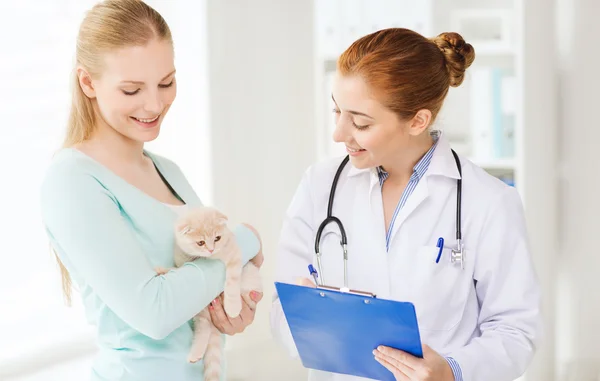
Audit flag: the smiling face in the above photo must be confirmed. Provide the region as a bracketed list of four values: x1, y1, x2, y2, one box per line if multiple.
[77, 38, 177, 144]
[332, 28, 474, 173]
[331, 73, 417, 170]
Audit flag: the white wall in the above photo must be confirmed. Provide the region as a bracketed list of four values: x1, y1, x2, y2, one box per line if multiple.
[517, 1, 560, 380]
[205, 0, 316, 379]
[0, 2, 99, 379]
[555, 0, 600, 379]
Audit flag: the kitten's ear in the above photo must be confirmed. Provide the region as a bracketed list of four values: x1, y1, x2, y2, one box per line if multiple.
[214, 210, 228, 225]
[176, 221, 192, 235]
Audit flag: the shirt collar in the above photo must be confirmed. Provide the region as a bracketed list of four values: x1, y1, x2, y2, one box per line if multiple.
[375, 130, 440, 186]
[347, 129, 461, 180]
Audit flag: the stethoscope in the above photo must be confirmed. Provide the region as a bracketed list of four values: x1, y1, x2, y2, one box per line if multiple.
[313, 149, 464, 289]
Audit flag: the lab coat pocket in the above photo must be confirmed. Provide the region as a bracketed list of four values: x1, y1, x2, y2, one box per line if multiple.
[410, 245, 470, 332]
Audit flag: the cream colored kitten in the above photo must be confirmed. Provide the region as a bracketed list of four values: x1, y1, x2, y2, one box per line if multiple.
[155, 206, 262, 381]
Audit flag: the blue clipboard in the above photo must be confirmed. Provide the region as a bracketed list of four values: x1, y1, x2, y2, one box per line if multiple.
[275, 282, 423, 381]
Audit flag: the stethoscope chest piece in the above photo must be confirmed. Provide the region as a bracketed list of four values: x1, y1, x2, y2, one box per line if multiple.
[450, 238, 465, 269]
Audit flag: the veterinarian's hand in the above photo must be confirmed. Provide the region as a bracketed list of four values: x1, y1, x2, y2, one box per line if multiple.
[373, 344, 455, 381]
[241, 223, 264, 268]
[295, 277, 316, 287]
[209, 291, 263, 335]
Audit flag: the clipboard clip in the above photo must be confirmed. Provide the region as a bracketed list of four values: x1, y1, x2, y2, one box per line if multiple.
[316, 284, 377, 298]
[308, 264, 377, 298]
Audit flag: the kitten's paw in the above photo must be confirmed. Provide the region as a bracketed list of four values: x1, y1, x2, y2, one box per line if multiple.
[224, 297, 242, 318]
[154, 266, 170, 275]
[187, 342, 208, 363]
[187, 352, 204, 364]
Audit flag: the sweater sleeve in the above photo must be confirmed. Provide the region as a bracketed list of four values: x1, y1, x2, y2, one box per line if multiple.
[40, 169, 260, 340]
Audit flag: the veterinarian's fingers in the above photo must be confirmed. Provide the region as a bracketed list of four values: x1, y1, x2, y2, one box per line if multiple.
[295, 277, 316, 288]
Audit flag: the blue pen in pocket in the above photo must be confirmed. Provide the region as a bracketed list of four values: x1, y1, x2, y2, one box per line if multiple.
[435, 237, 444, 263]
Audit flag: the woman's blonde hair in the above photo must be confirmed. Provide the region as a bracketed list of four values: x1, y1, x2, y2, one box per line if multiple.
[56, 0, 172, 305]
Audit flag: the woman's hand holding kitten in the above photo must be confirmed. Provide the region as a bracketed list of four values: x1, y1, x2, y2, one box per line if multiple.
[208, 290, 263, 335]
[204, 221, 264, 336]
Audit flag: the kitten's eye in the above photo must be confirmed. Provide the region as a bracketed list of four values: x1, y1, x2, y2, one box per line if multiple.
[196, 241, 205, 247]
[215, 236, 221, 242]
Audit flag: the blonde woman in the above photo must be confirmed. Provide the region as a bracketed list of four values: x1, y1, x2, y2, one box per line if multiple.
[39, 1, 263, 380]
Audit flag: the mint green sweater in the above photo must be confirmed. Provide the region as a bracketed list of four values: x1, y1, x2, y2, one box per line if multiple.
[39, 148, 260, 381]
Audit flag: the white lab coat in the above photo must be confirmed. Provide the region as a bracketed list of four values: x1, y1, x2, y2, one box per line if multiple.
[270, 135, 542, 381]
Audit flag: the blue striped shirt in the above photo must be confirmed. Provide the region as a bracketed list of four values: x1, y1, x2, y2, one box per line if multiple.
[377, 131, 439, 252]
[447, 357, 463, 381]
[377, 130, 463, 381]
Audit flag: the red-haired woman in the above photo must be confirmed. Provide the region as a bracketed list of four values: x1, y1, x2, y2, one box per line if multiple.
[271, 28, 541, 381]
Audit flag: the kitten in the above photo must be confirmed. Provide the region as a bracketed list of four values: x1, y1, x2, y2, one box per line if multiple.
[155, 206, 262, 381]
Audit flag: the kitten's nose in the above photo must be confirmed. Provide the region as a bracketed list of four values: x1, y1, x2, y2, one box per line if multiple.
[208, 249, 214, 254]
